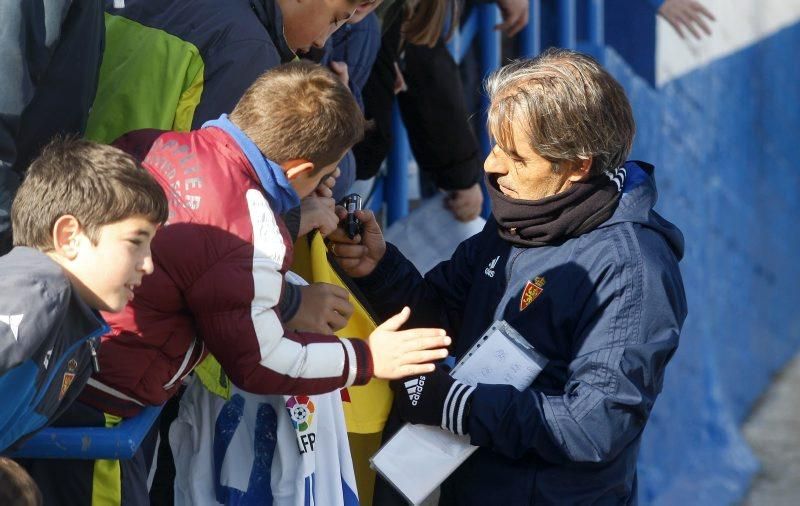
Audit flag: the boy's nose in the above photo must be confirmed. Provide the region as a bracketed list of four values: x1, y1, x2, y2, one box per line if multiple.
[141, 254, 155, 275]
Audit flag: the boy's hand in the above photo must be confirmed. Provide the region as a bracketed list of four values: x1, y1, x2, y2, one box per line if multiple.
[315, 167, 340, 199]
[368, 307, 451, 379]
[444, 183, 483, 222]
[299, 195, 338, 237]
[285, 282, 354, 334]
[327, 208, 386, 278]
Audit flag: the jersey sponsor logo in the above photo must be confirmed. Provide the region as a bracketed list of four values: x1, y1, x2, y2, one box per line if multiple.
[484, 256, 500, 278]
[0, 313, 23, 341]
[404, 376, 426, 406]
[520, 276, 546, 311]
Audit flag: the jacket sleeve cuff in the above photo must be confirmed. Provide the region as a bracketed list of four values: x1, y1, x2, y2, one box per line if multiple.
[277, 280, 302, 323]
[353, 243, 403, 294]
[342, 338, 373, 387]
[441, 380, 475, 436]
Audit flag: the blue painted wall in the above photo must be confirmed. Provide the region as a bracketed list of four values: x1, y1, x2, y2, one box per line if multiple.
[605, 21, 800, 505]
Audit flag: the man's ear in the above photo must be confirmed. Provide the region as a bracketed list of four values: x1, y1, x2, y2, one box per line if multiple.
[283, 160, 316, 181]
[567, 157, 593, 182]
[52, 215, 82, 260]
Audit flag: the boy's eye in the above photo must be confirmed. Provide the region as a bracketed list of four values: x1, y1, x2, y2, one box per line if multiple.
[128, 239, 142, 246]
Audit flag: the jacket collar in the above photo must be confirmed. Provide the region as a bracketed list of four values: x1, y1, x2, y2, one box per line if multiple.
[251, 0, 297, 63]
[202, 114, 300, 214]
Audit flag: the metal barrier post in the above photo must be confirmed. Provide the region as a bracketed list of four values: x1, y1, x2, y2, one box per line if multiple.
[559, 0, 578, 49]
[478, 4, 501, 217]
[386, 100, 409, 225]
[519, 0, 542, 57]
[587, 0, 605, 46]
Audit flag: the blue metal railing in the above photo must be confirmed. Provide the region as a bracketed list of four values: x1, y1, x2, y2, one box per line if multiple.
[10, 405, 163, 460]
[381, 0, 606, 224]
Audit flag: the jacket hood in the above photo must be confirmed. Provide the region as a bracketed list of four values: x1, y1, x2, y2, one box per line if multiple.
[599, 161, 685, 260]
[251, 0, 296, 63]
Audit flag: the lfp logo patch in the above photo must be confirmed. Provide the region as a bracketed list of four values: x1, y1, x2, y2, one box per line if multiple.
[286, 395, 315, 432]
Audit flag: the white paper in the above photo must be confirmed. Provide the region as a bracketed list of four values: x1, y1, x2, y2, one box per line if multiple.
[370, 321, 546, 505]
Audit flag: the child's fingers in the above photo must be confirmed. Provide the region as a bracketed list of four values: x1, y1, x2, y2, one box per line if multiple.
[377, 306, 411, 331]
[398, 330, 451, 348]
[399, 348, 450, 366]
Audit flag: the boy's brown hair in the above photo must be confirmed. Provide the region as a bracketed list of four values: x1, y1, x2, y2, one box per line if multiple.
[229, 61, 365, 172]
[12, 138, 169, 250]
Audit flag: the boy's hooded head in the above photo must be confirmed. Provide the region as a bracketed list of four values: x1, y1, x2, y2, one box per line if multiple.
[230, 61, 365, 198]
[11, 139, 169, 312]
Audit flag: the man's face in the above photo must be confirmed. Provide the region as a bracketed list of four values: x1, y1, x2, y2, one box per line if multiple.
[282, 0, 357, 53]
[66, 216, 157, 313]
[484, 119, 584, 201]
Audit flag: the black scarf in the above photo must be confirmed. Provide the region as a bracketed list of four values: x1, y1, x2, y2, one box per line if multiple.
[488, 167, 626, 247]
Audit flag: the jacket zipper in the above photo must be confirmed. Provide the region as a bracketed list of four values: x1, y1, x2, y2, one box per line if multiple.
[30, 323, 110, 407]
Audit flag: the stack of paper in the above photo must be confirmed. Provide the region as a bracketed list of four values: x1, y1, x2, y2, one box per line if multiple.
[370, 321, 547, 504]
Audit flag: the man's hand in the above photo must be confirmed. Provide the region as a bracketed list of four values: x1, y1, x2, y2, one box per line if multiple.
[495, 0, 529, 37]
[298, 195, 338, 237]
[285, 282, 354, 334]
[391, 365, 474, 435]
[658, 0, 715, 39]
[444, 183, 483, 222]
[368, 307, 452, 379]
[327, 208, 386, 278]
[329, 61, 350, 89]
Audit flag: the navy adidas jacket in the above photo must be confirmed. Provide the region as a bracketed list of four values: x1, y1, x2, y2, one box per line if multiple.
[357, 162, 687, 504]
[0, 247, 108, 452]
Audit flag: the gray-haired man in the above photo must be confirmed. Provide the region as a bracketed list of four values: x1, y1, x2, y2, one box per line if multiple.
[329, 48, 687, 504]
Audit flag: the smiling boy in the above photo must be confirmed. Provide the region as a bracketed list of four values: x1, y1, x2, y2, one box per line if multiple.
[0, 139, 167, 454]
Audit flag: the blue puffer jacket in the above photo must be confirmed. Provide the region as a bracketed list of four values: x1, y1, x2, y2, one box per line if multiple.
[356, 162, 687, 504]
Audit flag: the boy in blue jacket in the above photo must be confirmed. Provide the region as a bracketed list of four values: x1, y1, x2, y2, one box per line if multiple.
[0, 139, 168, 453]
[329, 48, 688, 504]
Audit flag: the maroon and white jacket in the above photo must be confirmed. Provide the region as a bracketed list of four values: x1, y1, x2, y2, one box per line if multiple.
[79, 121, 372, 417]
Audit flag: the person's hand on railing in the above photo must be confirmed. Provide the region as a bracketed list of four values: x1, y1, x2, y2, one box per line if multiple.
[495, 0, 530, 37]
[444, 183, 483, 222]
[658, 0, 715, 40]
[328, 207, 387, 278]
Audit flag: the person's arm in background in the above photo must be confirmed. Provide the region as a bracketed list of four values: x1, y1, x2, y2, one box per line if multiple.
[466, 0, 530, 36]
[398, 40, 484, 222]
[0, 0, 70, 254]
[651, 0, 715, 39]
